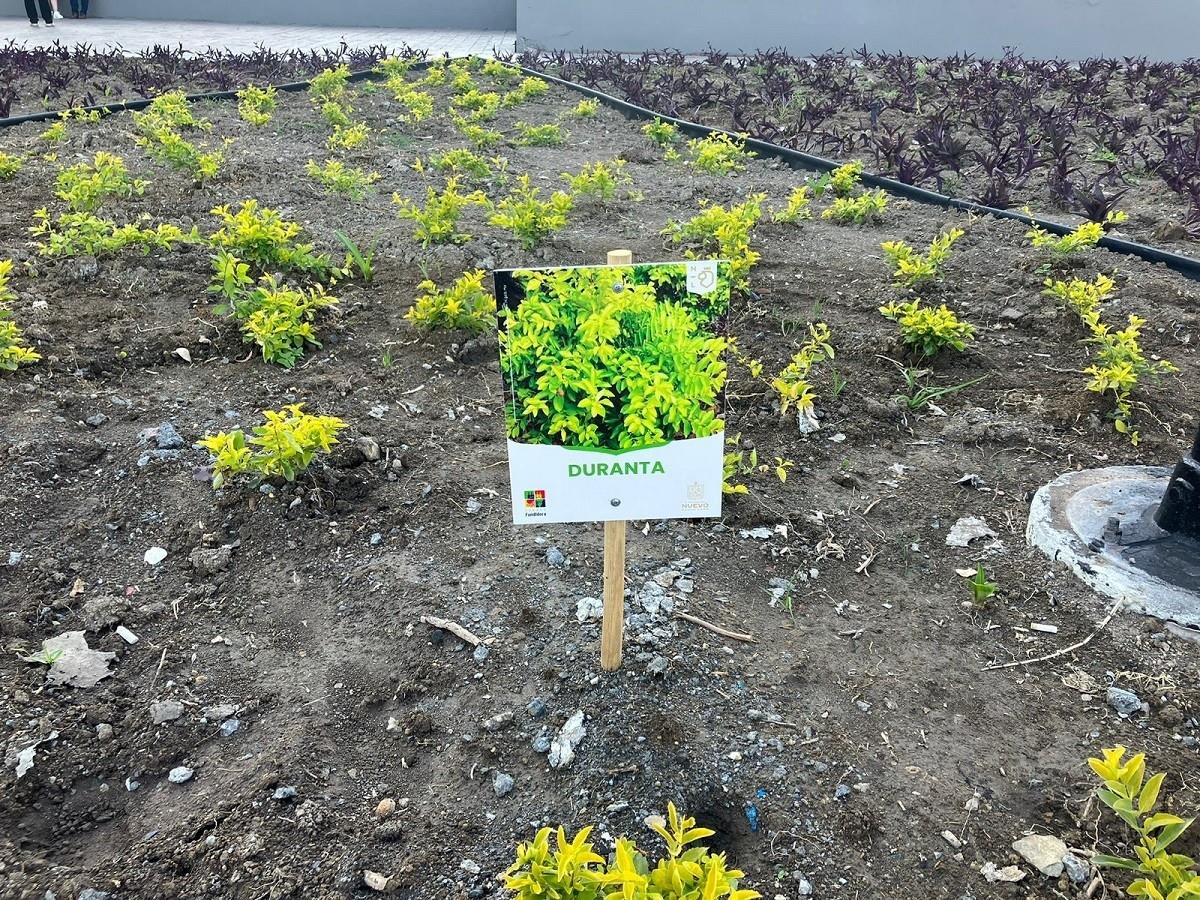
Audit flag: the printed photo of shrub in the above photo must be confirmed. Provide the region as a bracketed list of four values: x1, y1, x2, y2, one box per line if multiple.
[495, 262, 731, 450]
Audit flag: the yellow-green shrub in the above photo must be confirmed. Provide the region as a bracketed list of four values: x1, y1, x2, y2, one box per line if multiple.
[663, 195, 764, 293]
[406, 270, 495, 332]
[771, 323, 835, 418]
[55, 152, 145, 212]
[199, 404, 347, 488]
[488, 175, 573, 249]
[0, 152, 23, 181]
[773, 186, 813, 223]
[237, 84, 277, 125]
[561, 159, 631, 202]
[305, 158, 380, 201]
[1027, 220, 1104, 254]
[823, 190, 888, 224]
[880, 299, 975, 356]
[0, 260, 40, 372]
[394, 178, 488, 246]
[881, 228, 964, 288]
[687, 132, 753, 175]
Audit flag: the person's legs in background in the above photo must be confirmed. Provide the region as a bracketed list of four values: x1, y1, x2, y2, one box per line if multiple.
[37, 0, 54, 24]
[24, 0, 40, 25]
[69, 0, 90, 17]
[50, 0, 63, 19]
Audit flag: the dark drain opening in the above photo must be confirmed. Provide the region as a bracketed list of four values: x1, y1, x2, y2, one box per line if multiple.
[683, 793, 755, 866]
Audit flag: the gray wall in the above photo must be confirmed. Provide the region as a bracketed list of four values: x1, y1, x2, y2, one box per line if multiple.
[98, 0, 515, 30]
[516, 0, 1200, 59]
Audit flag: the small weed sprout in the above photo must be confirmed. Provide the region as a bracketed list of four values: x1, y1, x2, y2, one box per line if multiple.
[687, 132, 753, 175]
[643, 117, 680, 149]
[663, 195, 764, 293]
[1027, 220, 1104, 254]
[393, 177, 488, 247]
[237, 84, 277, 125]
[0, 260, 41, 372]
[334, 231, 376, 282]
[305, 158, 380, 201]
[0, 152, 22, 181]
[568, 98, 600, 118]
[406, 269, 496, 332]
[880, 300, 976, 357]
[561, 159, 631, 203]
[488, 175, 573, 249]
[773, 186, 813, 223]
[199, 404, 347, 489]
[881, 228, 964, 288]
[969, 565, 997, 607]
[55, 152, 145, 213]
[771, 323, 835, 422]
[515, 122, 566, 147]
[822, 190, 889, 224]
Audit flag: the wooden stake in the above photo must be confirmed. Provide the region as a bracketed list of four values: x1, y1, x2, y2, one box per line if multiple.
[601, 249, 633, 672]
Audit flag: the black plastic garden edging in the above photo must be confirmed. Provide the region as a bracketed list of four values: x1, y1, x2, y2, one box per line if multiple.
[520, 66, 1200, 284]
[3, 55, 1199, 283]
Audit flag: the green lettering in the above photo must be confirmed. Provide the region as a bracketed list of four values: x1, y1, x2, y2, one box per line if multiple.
[652, 461, 665, 474]
[568, 464, 581, 477]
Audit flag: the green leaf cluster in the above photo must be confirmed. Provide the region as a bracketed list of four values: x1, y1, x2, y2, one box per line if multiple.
[772, 186, 813, 223]
[237, 84, 277, 126]
[30, 208, 194, 258]
[881, 228, 964, 288]
[386, 75, 435, 122]
[1045, 274, 1176, 444]
[822, 189, 888, 224]
[504, 803, 759, 900]
[502, 76, 550, 107]
[880, 299, 975, 357]
[132, 91, 222, 181]
[406, 269, 496, 332]
[199, 404, 347, 489]
[0, 152, 22, 180]
[1027, 220, 1104, 254]
[500, 267, 726, 449]
[394, 177, 488, 246]
[309, 65, 351, 104]
[305, 158, 380, 201]
[0, 260, 40, 373]
[817, 160, 864, 198]
[327, 121, 370, 153]
[489, 175, 573, 249]
[209, 200, 334, 281]
[643, 117, 680, 149]
[482, 59, 522, 84]
[425, 148, 502, 184]
[1088, 747, 1200, 900]
[562, 159, 631, 203]
[515, 121, 566, 147]
[452, 88, 502, 122]
[770, 323, 835, 417]
[686, 132, 753, 175]
[663, 195, 764, 293]
[55, 152, 145, 213]
[569, 98, 601, 118]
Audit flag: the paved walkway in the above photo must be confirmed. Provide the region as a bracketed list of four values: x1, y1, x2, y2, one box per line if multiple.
[0, 16, 513, 56]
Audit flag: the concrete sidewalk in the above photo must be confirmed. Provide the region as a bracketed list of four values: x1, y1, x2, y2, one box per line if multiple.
[0, 16, 514, 55]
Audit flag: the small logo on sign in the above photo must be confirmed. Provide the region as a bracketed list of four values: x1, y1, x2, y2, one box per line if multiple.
[524, 489, 546, 509]
[686, 260, 718, 295]
[687, 481, 705, 500]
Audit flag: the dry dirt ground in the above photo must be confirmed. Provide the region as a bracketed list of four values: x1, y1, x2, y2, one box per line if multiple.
[0, 64, 1197, 900]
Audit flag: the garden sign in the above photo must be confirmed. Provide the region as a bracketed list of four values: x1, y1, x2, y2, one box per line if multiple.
[494, 252, 731, 669]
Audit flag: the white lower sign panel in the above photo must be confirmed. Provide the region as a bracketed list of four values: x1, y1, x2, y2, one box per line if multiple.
[507, 433, 724, 525]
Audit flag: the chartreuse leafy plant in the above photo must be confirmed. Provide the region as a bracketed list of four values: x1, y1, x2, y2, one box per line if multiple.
[0, 260, 40, 372]
[452, 88, 502, 122]
[132, 91, 223, 181]
[515, 122, 566, 147]
[199, 404, 347, 489]
[773, 186, 813, 223]
[393, 177, 487, 247]
[31, 208, 193, 258]
[880, 300, 975, 357]
[425, 148, 501, 183]
[500, 268, 726, 449]
[562, 159, 631, 202]
[814, 160, 864, 198]
[1088, 746, 1200, 900]
[504, 803, 759, 900]
[237, 84, 277, 125]
[0, 152, 23, 181]
[209, 200, 334, 281]
[771, 323, 835, 419]
[569, 98, 600, 118]
[452, 115, 504, 149]
[309, 64, 351, 104]
[406, 269, 496, 332]
[1044, 274, 1176, 443]
[328, 121, 370, 153]
[823, 189, 888, 224]
[664, 195, 764, 293]
[687, 132, 753, 175]
[481, 58, 522, 84]
[489, 175, 573, 249]
[55, 152, 145, 212]
[881, 228, 964, 288]
[386, 75, 435, 123]
[643, 117, 680, 150]
[208, 256, 338, 367]
[502, 76, 550, 107]
[305, 158, 380, 201]
[1027, 220, 1104, 255]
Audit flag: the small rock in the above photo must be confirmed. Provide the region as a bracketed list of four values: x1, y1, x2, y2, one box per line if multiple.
[531, 729, 552, 754]
[363, 870, 391, 892]
[203, 704, 237, 720]
[1012, 834, 1068, 877]
[998, 307, 1025, 322]
[575, 596, 603, 623]
[1062, 853, 1089, 883]
[189, 546, 231, 576]
[153, 422, 185, 450]
[376, 797, 397, 819]
[273, 786, 297, 801]
[460, 859, 481, 875]
[369, 532, 383, 546]
[482, 711, 513, 732]
[77, 890, 111, 900]
[84, 413, 108, 429]
[150, 700, 184, 724]
[465, 497, 482, 514]
[374, 821, 404, 841]
[168, 766, 193, 784]
[796, 876, 813, 896]
[941, 830, 962, 849]
[526, 698, 547, 718]
[493, 771, 515, 797]
[356, 436, 381, 462]
[646, 656, 668, 677]
[545, 546, 567, 568]
[1107, 686, 1144, 717]
[219, 719, 240, 737]
[946, 516, 998, 548]
[834, 784, 851, 801]
[549, 711, 586, 768]
[472, 644, 490, 663]
[144, 546, 168, 566]
[95, 723, 114, 741]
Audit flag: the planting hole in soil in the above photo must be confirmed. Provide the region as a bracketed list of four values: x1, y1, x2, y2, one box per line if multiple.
[0, 51, 1198, 900]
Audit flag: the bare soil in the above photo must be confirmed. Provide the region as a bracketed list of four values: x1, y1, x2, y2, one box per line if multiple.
[0, 68, 1198, 900]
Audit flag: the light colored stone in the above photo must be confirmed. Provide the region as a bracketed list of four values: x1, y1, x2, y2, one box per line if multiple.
[1012, 834, 1068, 877]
